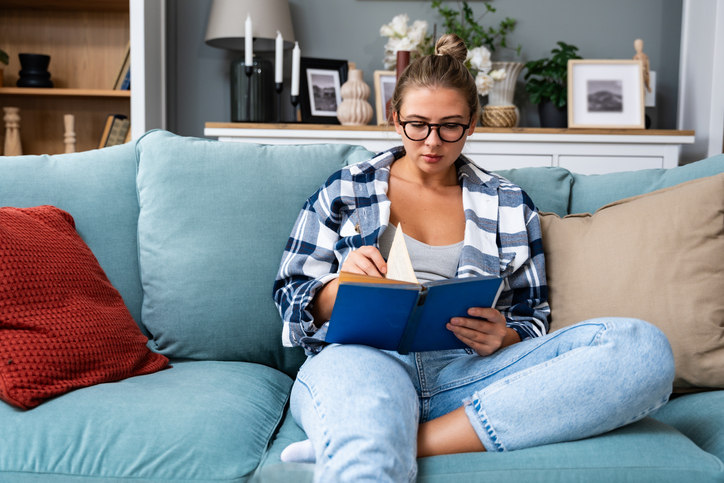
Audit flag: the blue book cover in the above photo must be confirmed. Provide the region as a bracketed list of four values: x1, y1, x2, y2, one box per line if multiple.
[325, 272, 504, 354]
[120, 69, 131, 90]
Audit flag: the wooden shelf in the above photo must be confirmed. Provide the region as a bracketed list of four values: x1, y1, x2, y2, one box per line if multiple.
[1, 95, 130, 156]
[0, 0, 130, 155]
[0, 0, 127, 11]
[0, 87, 131, 98]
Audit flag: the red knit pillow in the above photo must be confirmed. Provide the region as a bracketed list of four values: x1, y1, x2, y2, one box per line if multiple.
[0, 206, 169, 410]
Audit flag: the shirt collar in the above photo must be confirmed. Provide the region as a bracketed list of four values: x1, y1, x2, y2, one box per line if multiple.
[456, 154, 500, 190]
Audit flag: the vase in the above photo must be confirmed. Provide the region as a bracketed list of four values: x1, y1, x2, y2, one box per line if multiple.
[482, 61, 524, 127]
[337, 69, 373, 126]
[230, 57, 274, 122]
[538, 100, 568, 128]
[396, 50, 410, 79]
[17, 53, 53, 88]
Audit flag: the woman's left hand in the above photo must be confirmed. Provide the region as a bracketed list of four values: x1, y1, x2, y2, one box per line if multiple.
[447, 307, 521, 356]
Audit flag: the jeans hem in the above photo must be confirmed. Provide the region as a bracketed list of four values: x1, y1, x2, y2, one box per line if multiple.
[463, 398, 505, 452]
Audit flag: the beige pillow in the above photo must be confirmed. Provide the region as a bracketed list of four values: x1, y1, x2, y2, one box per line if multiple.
[539, 173, 724, 391]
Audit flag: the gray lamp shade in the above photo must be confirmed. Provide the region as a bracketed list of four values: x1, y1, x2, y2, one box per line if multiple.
[205, 0, 295, 52]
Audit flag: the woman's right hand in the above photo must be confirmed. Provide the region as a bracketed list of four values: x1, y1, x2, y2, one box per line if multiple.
[311, 247, 387, 326]
[340, 246, 387, 277]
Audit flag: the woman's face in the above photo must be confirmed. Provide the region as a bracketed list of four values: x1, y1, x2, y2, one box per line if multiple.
[393, 86, 476, 178]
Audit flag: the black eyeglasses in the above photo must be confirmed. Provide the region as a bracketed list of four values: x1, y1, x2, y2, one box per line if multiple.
[398, 117, 472, 143]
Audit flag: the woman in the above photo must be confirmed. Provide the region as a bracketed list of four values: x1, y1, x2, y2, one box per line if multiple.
[273, 34, 674, 482]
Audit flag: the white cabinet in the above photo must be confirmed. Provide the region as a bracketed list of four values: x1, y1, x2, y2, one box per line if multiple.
[204, 123, 695, 175]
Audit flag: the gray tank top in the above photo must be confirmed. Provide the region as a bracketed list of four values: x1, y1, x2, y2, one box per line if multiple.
[378, 224, 463, 284]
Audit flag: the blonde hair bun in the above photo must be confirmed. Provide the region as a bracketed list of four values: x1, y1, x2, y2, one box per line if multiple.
[388, 32, 479, 123]
[434, 34, 468, 64]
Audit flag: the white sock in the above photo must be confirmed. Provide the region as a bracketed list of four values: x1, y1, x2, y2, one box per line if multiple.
[280, 439, 316, 463]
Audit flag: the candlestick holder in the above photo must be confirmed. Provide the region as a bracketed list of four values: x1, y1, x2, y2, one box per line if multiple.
[230, 57, 273, 122]
[290, 95, 300, 123]
[275, 82, 284, 123]
[244, 65, 253, 121]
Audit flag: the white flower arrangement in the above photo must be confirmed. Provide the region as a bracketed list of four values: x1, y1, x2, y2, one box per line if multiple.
[380, 14, 432, 70]
[466, 45, 506, 96]
[380, 14, 507, 97]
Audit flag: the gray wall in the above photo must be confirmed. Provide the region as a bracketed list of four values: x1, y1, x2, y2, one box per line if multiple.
[167, 0, 682, 137]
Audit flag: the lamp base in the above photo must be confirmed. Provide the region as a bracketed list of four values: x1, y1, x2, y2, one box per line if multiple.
[230, 57, 274, 122]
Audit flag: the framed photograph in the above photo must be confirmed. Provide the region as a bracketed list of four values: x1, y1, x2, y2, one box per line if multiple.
[567, 60, 645, 129]
[299, 57, 349, 124]
[374, 70, 396, 125]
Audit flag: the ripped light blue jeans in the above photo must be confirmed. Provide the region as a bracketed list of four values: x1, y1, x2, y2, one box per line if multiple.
[290, 318, 675, 482]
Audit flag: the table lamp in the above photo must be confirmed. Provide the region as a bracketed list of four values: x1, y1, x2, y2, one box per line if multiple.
[205, 0, 295, 122]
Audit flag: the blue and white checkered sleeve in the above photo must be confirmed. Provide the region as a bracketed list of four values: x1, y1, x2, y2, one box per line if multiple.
[273, 182, 343, 354]
[499, 202, 551, 340]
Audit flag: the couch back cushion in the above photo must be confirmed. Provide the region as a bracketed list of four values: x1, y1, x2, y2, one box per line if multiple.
[494, 167, 573, 217]
[0, 143, 143, 325]
[135, 131, 375, 376]
[540, 172, 724, 391]
[569, 154, 724, 214]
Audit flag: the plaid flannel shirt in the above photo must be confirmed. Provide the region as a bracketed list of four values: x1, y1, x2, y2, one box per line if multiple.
[273, 147, 550, 354]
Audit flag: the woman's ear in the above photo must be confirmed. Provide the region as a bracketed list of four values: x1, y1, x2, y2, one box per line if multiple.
[393, 111, 404, 136]
[467, 114, 477, 136]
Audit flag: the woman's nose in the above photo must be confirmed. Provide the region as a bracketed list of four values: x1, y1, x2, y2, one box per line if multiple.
[425, 126, 443, 146]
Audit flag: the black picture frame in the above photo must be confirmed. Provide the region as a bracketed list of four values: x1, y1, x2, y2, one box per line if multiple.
[299, 57, 349, 124]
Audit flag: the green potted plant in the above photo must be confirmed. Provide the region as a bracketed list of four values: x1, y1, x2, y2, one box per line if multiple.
[431, 0, 519, 55]
[0, 48, 8, 87]
[523, 41, 581, 127]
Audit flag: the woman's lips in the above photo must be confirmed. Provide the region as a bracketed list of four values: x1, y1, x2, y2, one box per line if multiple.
[422, 153, 442, 163]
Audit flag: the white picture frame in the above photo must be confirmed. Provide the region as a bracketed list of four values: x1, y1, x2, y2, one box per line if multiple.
[307, 68, 342, 117]
[568, 60, 645, 129]
[374, 70, 396, 125]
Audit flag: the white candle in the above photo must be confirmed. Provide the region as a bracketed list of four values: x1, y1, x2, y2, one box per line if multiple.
[291, 42, 301, 96]
[245, 14, 253, 66]
[275, 31, 283, 84]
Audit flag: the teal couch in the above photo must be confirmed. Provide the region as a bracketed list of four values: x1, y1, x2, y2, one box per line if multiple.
[0, 130, 722, 482]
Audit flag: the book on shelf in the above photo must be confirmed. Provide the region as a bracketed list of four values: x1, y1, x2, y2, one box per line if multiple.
[99, 114, 130, 148]
[113, 42, 131, 90]
[325, 224, 504, 354]
[117, 68, 130, 90]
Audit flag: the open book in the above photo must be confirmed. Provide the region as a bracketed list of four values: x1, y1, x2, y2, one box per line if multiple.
[325, 224, 503, 353]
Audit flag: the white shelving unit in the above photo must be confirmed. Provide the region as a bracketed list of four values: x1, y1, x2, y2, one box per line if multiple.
[130, 0, 166, 140]
[205, 123, 695, 175]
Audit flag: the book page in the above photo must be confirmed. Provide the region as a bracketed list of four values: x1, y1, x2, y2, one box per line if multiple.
[385, 223, 418, 284]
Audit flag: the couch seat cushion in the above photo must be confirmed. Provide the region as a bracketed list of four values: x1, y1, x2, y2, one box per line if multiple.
[252, 417, 723, 482]
[0, 360, 292, 482]
[254, 404, 308, 476]
[540, 173, 724, 391]
[135, 131, 374, 376]
[416, 418, 724, 482]
[653, 390, 724, 462]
